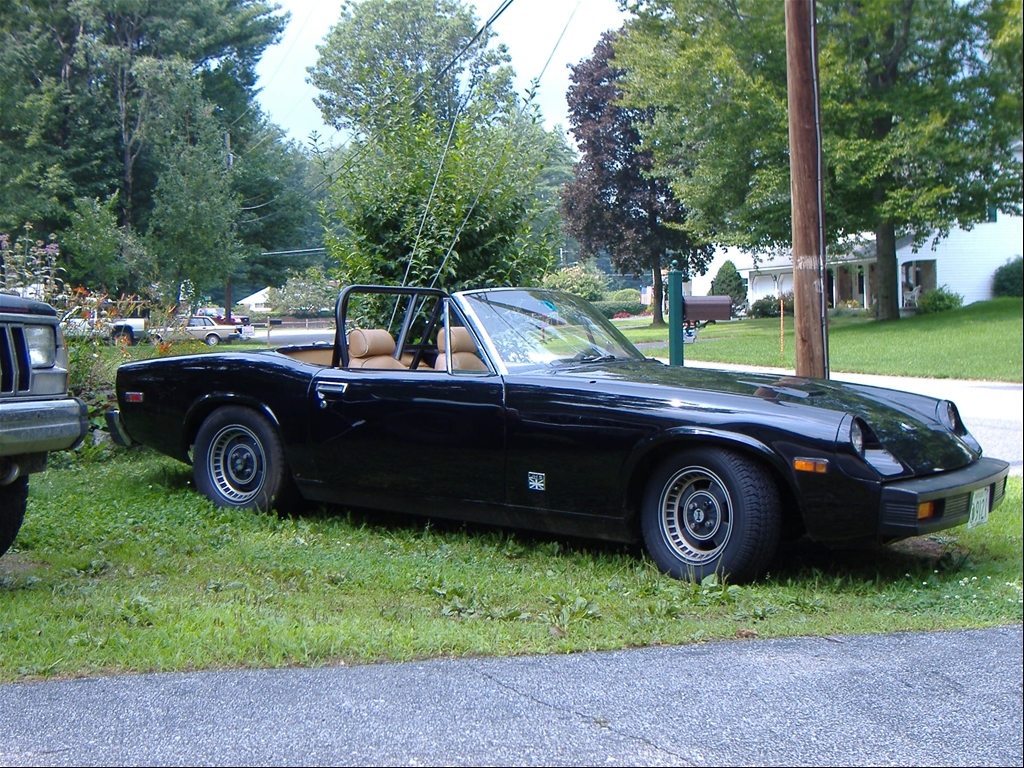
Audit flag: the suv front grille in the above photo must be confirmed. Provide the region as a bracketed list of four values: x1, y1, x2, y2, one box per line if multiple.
[0, 326, 31, 394]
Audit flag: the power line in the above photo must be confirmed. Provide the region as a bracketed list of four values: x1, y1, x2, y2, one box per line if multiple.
[228, 1, 323, 129]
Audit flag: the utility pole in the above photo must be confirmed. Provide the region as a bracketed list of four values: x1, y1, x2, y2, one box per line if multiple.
[225, 131, 235, 324]
[785, 0, 829, 379]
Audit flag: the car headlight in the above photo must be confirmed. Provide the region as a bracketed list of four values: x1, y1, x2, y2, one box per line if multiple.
[24, 325, 56, 368]
[935, 400, 966, 436]
[848, 416, 905, 476]
[850, 418, 865, 457]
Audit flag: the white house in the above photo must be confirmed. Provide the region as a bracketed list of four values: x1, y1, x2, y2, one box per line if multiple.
[897, 211, 1023, 306]
[725, 207, 1022, 310]
[238, 287, 272, 314]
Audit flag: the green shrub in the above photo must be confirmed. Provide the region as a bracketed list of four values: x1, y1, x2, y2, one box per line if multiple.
[917, 285, 963, 314]
[747, 291, 794, 318]
[541, 264, 606, 301]
[591, 300, 646, 318]
[608, 287, 642, 302]
[710, 260, 747, 315]
[992, 256, 1023, 298]
[828, 305, 868, 318]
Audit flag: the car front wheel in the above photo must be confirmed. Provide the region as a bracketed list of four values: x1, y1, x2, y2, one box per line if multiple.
[641, 448, 780, 584]
[0, 477, 29, 557]
[193, 407, 290, 512]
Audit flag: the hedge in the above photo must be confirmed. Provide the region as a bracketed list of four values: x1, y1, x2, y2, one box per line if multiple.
[591, 300, 646, 318]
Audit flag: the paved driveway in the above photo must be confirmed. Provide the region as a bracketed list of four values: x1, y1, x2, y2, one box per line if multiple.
[1, 626, 1020, 766]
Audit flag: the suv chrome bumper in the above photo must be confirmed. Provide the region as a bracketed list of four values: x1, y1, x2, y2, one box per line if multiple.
[879, 457, 1010, 538]
[0, 397, 89, 455]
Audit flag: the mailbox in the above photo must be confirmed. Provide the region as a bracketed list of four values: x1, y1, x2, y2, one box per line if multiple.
[682, 295, 733, 322]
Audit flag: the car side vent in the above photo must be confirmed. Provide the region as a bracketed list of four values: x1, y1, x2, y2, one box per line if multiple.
[993, 477, 1006, 506]
[0, 326, 30, 394]
[882, 501, 919, 526]
[944, 494, 969, 519]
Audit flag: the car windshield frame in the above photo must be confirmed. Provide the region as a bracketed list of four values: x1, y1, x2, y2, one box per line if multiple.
[455, 288, 646, 374]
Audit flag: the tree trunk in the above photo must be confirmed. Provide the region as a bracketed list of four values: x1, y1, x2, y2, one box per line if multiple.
[651, 256, 666, 327]
[874, 221, 900, 320]
[225, 277, 233, 323]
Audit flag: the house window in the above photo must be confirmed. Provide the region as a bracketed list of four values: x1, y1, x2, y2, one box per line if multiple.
[987, 205, 998, 223]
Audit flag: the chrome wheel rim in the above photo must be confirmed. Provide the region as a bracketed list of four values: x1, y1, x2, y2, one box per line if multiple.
[208, 425, 265, 504]
[658, 466, 733, 565]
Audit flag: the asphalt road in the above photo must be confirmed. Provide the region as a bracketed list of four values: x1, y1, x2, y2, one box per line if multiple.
[1, 626, 1020, 766]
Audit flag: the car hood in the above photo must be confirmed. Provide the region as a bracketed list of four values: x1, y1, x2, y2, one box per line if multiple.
[550, 359, 979, 476]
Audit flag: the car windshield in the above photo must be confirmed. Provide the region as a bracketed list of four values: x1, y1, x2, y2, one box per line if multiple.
[459, 288, 645, 371]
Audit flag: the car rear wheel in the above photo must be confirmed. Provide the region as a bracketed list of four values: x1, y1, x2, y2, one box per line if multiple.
[113, 326, 135, 345]
[194, 407, 290, 512]
[641, 448, 780, 584]
[205, 334, 220, 346]
[0, 477, 29, 557]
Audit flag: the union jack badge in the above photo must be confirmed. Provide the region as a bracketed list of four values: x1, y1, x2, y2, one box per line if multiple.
[527, 472, 546, 491]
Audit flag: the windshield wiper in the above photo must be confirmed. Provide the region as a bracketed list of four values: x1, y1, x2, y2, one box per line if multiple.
[553, 352, 619, 366]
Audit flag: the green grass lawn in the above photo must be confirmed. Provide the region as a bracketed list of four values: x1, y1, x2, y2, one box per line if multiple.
[618, 298, 1023, 382]
[1, 450, 1020, 682]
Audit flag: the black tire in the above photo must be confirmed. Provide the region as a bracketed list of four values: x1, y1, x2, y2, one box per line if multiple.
[641, 448, 780, 584]
[205, 334, 220, 347]
[114, 326, 135, 345]
[193, 406, 291, 512]
[0, 477, 29, 557]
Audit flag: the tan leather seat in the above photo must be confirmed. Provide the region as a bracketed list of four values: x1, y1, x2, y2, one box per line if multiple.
[401, 352, 436, 370]
[347, 329, 407, 369]
[435, 327, 488, 372]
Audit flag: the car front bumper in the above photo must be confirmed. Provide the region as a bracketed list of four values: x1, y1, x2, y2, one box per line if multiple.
[0, 397, 90, 456]
[878, 457, 1010, 539]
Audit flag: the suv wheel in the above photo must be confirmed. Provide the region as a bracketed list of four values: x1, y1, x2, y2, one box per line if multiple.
[0, 477, 30, 557]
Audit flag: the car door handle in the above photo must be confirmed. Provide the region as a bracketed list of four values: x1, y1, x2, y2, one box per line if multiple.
[315, 381, 348, 408]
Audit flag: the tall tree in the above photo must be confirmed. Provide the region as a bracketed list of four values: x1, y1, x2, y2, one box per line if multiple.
[72, 0, 285, 232]
[561, 31, 713, 327]
[1, 0, 301, 298]
[309, 0, 513, 136]
[314, 0, 558, 291]
[618, 0, 1022, 320]
[324, 104, 559, 292]
[145, 64, 242, 302]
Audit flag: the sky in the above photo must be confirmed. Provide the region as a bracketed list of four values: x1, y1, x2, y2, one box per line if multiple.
[254, 0, 629, 148]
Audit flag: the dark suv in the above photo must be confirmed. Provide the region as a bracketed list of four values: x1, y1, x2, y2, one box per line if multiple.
[0, 294, 89, 557]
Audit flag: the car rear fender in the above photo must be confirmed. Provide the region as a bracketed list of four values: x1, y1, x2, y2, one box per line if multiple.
[182, 393, 282, 459]
[621, 426, 804, 537]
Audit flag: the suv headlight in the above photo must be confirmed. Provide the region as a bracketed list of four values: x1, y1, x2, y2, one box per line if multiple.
[24, 325, 56, 368]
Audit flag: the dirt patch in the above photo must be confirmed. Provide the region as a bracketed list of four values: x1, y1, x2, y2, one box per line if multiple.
[0, 552, 50, 575]
[889, 535, 965, 561]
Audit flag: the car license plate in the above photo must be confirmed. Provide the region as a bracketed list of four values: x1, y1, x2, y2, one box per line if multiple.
[967, 486, 990, 529]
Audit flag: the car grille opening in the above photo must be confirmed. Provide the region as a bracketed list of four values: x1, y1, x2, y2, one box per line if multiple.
[0, 326, 31, 394]
[943, 494, 970, 519]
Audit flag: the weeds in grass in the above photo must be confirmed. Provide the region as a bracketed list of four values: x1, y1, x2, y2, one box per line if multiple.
[1, 449, 1020, 681]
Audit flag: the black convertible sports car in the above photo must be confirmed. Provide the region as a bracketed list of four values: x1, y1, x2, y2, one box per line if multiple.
[108, 285, 1009, 582]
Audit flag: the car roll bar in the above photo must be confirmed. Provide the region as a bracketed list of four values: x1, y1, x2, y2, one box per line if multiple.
[332, 285, 449, 368]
